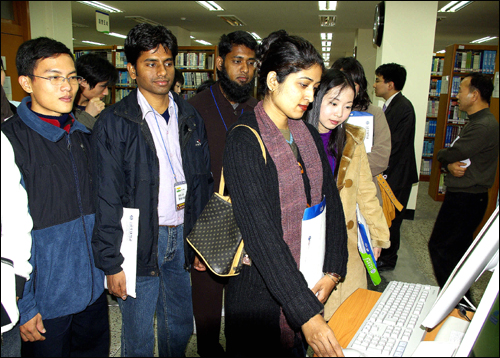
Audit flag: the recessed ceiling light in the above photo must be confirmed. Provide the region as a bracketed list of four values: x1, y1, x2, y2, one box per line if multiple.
[322, 47, 331, 52]
[438, 1, 473, 12]
[77, 1, 123, 13]
[196, 1, 224, 11]
[322, 41, 331, 47]
[125, 16, 162, 26]
[195, 39, 212, 45]
[318, 1, 337, 11]
[218, 15, 246, 26]
[470, 36, 498, 44]
[82, 40, 106, 45]
[319, 15, 336, 27]
[321, 33, 333, 40]
[108, 32, 127, 39]
[249, 32, 261, 40]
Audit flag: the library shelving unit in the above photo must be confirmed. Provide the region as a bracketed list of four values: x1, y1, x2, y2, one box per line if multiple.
[421, 53, 445, 181]
[428, 44, 498, 202]
[114, 46, 136, 103]
[74, 45, 125, 105]
[176, 46, 218, 100]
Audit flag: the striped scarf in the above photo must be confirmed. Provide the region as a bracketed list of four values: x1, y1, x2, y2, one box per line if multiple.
[254, 101, 323, 349]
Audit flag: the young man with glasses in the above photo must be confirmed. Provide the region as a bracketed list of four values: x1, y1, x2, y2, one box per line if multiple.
[1, 37, 109, 357]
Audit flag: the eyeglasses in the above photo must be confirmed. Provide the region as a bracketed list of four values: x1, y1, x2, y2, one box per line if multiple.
[29, 75, 83, 86]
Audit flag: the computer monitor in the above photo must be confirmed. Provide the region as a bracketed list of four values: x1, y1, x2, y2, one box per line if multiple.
[421, 206, 499, 351]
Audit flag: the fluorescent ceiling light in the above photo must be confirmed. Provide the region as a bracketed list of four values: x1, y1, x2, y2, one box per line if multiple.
[190, 36, 195, 39]
[196, 1, 223, 11]
[322, 47, 331, 52]
[218, 15, 246, 26]
[125, 16, 162, 26]
[249, 32, 261, 40]
[318, 1, 337, 11]
[438, 1, 472, 12]
[321, 33, 333, 40]
[322, 41, 331, 47]
[77, 1, 123, 13]
[470, 36, 498, 44]
[82, 40, 106, 45]
[436, 50, 446, 53]
[195, 39, 212, 45]
[108, 32, 127, 39]
[324, 62, 330, 67]
[322, 53, 330, 60]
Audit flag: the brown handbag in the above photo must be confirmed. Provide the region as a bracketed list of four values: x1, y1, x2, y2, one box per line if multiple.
[186, 125, 266, 276]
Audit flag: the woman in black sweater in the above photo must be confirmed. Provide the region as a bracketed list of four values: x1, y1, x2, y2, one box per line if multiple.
[223, 30, 348, 357]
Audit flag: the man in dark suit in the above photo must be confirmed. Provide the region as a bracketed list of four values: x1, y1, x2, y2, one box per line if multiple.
[373, 63, 418, 271]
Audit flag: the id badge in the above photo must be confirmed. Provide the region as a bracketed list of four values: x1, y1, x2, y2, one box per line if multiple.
[175, 181, 187, 211]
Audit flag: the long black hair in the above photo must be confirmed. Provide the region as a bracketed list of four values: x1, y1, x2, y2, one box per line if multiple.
[305, 69, 355, 180]
[331, 57, 371, 111]
[257, 30, 324, 97]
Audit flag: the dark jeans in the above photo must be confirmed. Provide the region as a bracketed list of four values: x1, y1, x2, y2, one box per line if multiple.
[428, 191, 488, 291]
[1, 323, 21, 357]
[21, 292, 109, 357]
[380, 185, 413, 267]
[191, 268, 227, 356]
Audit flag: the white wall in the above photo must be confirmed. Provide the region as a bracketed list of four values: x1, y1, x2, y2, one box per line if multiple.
[355, 28, 378, 102]
[375, 1, 438, 211]
[29, 1, 73, 52]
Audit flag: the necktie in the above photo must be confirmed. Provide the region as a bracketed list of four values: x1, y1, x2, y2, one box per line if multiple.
[383, 103, 387, 112]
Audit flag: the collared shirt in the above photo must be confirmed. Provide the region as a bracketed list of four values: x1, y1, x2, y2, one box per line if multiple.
[137, 89, 185, 226]
[384, 91, 399, 110]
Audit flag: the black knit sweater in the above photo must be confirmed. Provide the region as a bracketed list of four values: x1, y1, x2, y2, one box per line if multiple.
[223, 111, 348, 346]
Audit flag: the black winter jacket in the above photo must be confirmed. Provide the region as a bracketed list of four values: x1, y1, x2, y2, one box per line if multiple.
[91, 89, 213, 277]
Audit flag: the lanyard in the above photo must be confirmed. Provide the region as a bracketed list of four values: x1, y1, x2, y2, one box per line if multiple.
[150, 104, 178, 183]
[210, 85, 243, 131]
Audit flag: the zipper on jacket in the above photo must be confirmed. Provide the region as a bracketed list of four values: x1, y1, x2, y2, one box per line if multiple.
[67, 134, 95, 304]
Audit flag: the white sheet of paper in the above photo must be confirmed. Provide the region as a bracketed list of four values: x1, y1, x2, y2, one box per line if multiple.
[300, 197, 326, 289]
[104, 207, 139, 298]
[347, 112, 374, 153]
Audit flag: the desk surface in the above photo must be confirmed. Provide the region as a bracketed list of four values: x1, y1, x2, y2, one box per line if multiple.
[327, 288, 473, 348]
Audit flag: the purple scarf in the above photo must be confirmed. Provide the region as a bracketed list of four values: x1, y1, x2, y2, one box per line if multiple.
[254, 101, 323, 348]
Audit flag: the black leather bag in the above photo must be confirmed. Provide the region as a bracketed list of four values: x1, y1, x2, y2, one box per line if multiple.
[187, 125, 266, 276]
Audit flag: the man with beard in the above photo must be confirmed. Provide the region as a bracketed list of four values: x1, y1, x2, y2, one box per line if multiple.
[188, 30, 257, 356]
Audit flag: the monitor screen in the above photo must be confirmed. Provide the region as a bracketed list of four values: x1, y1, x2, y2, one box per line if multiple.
[421, 206, 499, 330]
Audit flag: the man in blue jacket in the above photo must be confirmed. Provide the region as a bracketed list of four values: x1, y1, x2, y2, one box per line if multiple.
[91, 24, 213, 357]
[1, 37, 108, 356]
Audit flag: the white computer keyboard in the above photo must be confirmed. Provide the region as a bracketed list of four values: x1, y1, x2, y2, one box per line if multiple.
[347, 281, 440, 357]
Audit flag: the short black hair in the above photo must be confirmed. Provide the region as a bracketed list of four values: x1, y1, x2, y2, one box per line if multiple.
[16, 37, 73, 77]
[466, 72, 494, 104]
[76, 53, 118, 89]
[257, 30, 324, 96]
[375, 63, 407, 91]
[332, 57, 371, 111]
[174, 68, 184, 85]
[218, 31, 258, 60]
[124, 23, 178, 67]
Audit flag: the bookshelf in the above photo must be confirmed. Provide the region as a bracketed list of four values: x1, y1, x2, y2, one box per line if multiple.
[421, 53, 445, 181]
[114, 46, 136, 103]
[176, 46, 218, 100]
[428, 44, 497, 201]
[74, 46, 121, 105]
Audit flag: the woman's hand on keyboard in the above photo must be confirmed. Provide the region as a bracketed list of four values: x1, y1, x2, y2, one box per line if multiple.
[312, 275, 336, 303]
[302, 314, 344, 357]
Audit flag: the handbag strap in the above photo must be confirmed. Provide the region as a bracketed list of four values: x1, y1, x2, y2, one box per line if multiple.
[219, 125, 267, 196]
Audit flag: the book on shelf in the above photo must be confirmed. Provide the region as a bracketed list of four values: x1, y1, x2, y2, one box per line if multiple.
[182, 72, 212, 88]
[431, 57, 444, 76]
[115, 52, 128, 68]
[420, 158, 433, 175]
[115, 88, 132, 102]
[454, 50, 497, 74]
[175, 52, 214, 70]
[427, 99, 440, 117]
[429, 78, 442, 96]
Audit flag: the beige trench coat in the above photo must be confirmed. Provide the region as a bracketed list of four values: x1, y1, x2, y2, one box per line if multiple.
[324, 123, 390, 321]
